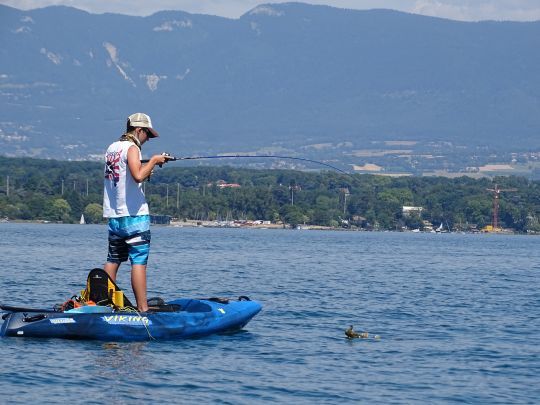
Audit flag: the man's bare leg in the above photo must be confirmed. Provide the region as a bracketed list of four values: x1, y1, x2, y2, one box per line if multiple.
[131, 264, 148, 312]
[104, 262, 120, 281]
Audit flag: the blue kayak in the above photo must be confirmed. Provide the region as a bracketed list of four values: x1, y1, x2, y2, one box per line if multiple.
[0, 297, 262, 341]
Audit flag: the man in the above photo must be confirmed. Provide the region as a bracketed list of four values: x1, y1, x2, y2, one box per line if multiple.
[103, 112, 171, 312]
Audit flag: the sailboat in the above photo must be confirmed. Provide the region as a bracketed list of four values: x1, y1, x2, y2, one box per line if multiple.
[435, 223, 443, 232]
[80, 214, 86, 225]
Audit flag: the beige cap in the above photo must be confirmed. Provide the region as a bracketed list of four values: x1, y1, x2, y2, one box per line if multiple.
[127, 112, 159, 138]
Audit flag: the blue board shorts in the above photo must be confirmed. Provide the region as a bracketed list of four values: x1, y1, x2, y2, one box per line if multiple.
[107, 215, 151, 265]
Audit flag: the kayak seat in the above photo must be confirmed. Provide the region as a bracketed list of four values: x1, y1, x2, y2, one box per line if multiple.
[82, 268, 135, 309]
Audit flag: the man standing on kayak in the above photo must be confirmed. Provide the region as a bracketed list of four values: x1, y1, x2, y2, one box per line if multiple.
[103, 112, 171, 312]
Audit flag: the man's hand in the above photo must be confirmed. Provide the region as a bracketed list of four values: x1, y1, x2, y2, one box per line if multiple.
[151, 153, 172, 168]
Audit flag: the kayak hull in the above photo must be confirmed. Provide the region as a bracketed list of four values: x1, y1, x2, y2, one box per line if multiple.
[1, 298, 262, 341]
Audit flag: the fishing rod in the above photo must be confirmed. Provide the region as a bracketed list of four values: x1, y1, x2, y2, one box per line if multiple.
[142, 154, 350, 174]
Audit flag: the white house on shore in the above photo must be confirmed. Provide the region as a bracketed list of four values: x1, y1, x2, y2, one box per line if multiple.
[402, 206, 423, 216]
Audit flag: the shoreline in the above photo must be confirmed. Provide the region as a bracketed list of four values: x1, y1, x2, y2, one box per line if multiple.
[0, 219, 533, 235]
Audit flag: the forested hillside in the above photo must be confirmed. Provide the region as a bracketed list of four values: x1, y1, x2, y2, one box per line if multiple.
[1, 157, 539, 232]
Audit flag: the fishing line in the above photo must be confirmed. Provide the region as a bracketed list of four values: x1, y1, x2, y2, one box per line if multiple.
[143, 154, 349, 174]
[119, 306, 156, 341]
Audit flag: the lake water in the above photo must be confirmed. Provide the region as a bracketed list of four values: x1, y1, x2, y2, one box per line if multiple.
[0, 223, 538, 403]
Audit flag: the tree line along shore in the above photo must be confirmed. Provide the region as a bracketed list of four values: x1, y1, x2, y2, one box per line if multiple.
[0, 157, 539, 233]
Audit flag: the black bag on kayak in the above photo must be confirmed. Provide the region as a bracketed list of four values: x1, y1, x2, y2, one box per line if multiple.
[81, 268, 134, 308]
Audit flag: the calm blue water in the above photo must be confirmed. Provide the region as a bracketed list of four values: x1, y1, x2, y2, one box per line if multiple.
[0, 223, 538, 403]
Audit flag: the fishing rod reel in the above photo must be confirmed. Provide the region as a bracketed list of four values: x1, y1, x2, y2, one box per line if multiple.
[140, 153, 176, 181]
[159, 153, 176, 167]
[141, 153, 177, 166]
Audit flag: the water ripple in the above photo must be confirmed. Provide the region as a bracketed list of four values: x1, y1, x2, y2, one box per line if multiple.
[0, 224, 539, 403]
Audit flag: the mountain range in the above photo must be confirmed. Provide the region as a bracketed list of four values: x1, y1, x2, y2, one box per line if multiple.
[0, 2, 539, 161]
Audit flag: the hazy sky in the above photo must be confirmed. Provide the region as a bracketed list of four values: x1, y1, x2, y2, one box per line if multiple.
[2, 0, 540, 21]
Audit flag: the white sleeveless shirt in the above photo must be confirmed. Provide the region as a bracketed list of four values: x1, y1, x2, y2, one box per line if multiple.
[103, 140, 149, 218]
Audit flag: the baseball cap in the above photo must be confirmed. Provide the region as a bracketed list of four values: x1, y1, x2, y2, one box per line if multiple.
[127, 112, 159, 138]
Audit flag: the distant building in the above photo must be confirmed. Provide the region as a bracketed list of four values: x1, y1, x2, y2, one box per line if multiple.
[351, 163, 383, 172]
[402, 206, 423, 216]
[422, 220, 434, 230]
[214, 180, 241, 189]
[478, 164, 514, 172]
[151, 215, 171, 225]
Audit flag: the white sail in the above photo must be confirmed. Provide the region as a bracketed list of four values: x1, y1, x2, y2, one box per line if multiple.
[80, 214, 86, 225]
